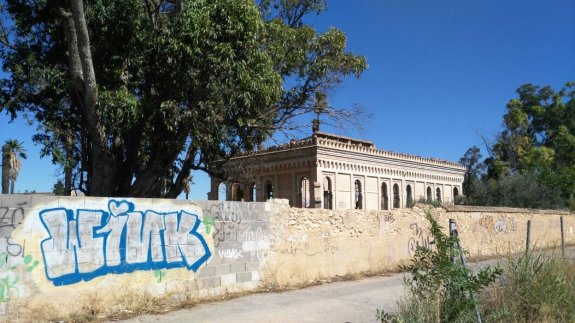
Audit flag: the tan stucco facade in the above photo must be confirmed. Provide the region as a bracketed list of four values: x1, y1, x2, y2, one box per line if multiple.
[209, 132, 466, 209]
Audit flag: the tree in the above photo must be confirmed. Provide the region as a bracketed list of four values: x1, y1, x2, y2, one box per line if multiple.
[462, 82, 575, 209]
[0, 0, 366, 198]
[459, 146, 484, 197]
[52, 180, 67, 196]
[1, 139, 27, 194]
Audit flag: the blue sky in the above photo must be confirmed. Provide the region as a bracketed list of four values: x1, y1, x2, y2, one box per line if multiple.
[1, 0, 574, 198]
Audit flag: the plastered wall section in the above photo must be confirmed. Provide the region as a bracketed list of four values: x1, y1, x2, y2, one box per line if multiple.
[0, 194, 573, 317]
[266, 205, 575, 287]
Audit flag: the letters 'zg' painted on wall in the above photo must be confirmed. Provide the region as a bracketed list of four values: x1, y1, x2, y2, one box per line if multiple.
[39, 200, 211, 286]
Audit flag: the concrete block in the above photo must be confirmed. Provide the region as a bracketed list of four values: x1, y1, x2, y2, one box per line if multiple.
[198, 265, 216, 278]
[145, 282, 167, 296]
[1, 194, 32, 208]
[83, 197, 110, 210]
[215, 264, 231, 276]
[236, 271, 252, 283]
[57, 196, 85, 209]
[197, 277, 221, 289]
[30, 195, 58, 208]
[230, 262, 246, 273]
[220, 273, 237, 287]
[245, 262, 260, 271]
[166, 280, 188, 294]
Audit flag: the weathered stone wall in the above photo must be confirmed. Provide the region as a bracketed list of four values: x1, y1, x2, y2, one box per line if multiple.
[0, 194, 573, 317]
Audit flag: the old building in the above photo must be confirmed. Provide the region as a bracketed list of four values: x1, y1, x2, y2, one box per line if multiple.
[208, 131, 465, 209]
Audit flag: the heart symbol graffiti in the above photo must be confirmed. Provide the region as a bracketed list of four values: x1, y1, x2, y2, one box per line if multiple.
[108, 200, 132, 216]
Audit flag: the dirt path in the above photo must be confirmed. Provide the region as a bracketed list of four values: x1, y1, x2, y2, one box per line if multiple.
[119, 247, 574, 323]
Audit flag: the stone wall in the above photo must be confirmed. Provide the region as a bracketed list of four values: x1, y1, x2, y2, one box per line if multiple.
[0, 194, 573, 317]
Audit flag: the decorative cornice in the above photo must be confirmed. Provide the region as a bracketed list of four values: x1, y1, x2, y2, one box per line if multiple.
[317, 159, 463, 184]
[226, 132, 464, 172]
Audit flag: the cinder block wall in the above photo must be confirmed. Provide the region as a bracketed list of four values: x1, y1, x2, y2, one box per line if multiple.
[0, 194, 573, 316]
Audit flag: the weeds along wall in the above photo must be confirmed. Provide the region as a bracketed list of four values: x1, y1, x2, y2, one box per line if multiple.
[0, 195, 573, 317]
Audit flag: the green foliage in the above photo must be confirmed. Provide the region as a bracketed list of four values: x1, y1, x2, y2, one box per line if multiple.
[460, 82, 575, 210]
[0, 0, 366, 197]
[480, 252, 575, 322]
[379, 210, 501, 322]
[415, 197, 441, 208]
[52, 180, 66, 196]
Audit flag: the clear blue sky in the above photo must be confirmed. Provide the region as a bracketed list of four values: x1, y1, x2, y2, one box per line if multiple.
[1, 0, 573, 198]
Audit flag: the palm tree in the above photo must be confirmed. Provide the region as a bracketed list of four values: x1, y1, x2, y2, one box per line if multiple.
[1, 140, 27, 194]
[183, 175, 192, 199]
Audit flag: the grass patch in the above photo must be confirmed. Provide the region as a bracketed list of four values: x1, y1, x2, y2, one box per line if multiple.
[379, 212, 575, 323]
[480, 252, 575, 322]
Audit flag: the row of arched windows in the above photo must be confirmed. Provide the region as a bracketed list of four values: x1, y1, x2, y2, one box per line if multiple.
[217, 178, 460, 209]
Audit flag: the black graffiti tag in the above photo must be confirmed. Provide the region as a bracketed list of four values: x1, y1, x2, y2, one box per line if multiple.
[407, 223, 432, 256]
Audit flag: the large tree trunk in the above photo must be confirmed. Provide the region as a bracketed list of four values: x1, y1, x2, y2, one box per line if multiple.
[64, 0, 116, 196]
[10, 179, 14, 194]
[1, 144, 9, 194]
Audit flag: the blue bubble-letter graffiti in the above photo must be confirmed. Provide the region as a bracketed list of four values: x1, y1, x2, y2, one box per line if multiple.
[39, 200, 211, 286]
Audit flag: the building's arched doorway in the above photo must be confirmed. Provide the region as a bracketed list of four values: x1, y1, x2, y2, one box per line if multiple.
[381, 182, 389, 210]
[406, 184, 413, 207]
[218, 182, 227, 201]
[300, 177, 311, 208]
[323, 177, 333, 209]
[426, 186, 433, 204]
[354, 180, 363, 209]
[393, 183, 400, 209]
[265, 180, 273, 200]
[436, 187, 442, 203]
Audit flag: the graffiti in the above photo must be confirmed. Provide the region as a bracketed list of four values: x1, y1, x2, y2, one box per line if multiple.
[494, 219, 507, 233]
[407, 223, 431, 256]
[22, 255, 39, 272]
[383, 214, 395, 223]
[203, 216, 216, 234]
[0, 238, 23, 257]
[0, 276, 19, 303]
[212, 217, 242, 247]
[272, 239, 338, 257]
[203, 204, 246, 247]
[153, 270, 166, 283]
[240, 227, 271, 261]
[287, 233, 308, 242]
[0, 203, 26, 231]
[218, 249, 243, 259]
[39, 199, 211, 286]
[0, 252, 40, 306]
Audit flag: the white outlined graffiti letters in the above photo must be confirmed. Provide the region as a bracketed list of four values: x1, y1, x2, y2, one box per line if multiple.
[39, 200, 211, 286]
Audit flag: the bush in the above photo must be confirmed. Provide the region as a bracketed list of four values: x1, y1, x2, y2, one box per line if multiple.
[480, 252, 575, 322]
[378, 210, 501, 322]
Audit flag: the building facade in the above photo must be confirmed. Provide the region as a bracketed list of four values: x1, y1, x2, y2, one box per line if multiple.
[208, 132, 465, 210]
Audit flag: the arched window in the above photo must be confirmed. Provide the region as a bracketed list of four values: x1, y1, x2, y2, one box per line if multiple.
[453, 187, 459, 204]
[426, 186, 432, 204]
[300, 177, 311, 208]
[250, 182, 256, 202]
[231, 183, 243, 201]
[218, 182, 227, 201]
[323, 177, 333, 209]
[436, 187, 442, 203]
[381, 182, 389, 210]
[265, 180, 273, 200]
[393, 183, 400, 209]
[354, 179, 363, 209]
[406, 184, 413, 207]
